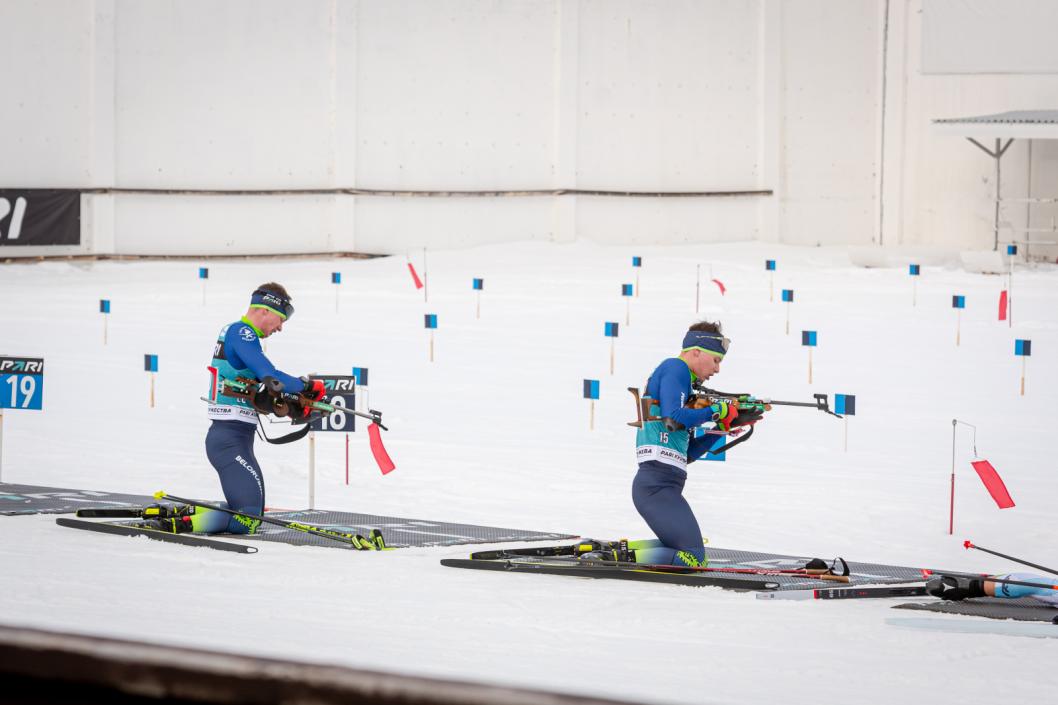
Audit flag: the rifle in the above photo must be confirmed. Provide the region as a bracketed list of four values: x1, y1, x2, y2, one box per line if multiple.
[218, 376, 388, 430]
[627, 383, 842, 455]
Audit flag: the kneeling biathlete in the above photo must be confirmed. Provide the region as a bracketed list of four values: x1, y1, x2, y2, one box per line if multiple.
[142, 283, 325, 535]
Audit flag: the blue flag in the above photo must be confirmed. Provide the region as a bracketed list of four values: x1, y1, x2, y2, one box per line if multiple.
[632, 256, 642, 267]
[583, 379, 599, 400]
[605, 322, 619, 337]
[952, 295, 965, 309]
[1015, 340, 1031, 356]
[621, 284, 633, 297]
[835, 394, 856, 416]
[332, 272, 341, 284]
[765, 259, 776, 271]
[801, 331, 817, 347]
[99, 299, 110, 314]
[198, 267, 209, 279]
[425, 314, 438, 329]
[352, 367, 369, 386]
[473, 278, 484, 291]
[144, 354, 158, 372]
[782, 289, 794, 303]
[909, 264, 920, 276]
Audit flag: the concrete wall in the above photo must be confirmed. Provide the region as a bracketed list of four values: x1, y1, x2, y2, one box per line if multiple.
[2, 0, 1057, 258]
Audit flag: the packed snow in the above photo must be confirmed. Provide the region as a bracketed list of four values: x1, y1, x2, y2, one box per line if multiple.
[2, 240, 1056, 704]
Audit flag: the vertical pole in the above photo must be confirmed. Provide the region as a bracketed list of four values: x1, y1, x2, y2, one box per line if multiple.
[589, 400, 595, 431]
[429, 330, 434, 362]
[808, 348, 813, 384]
[625, 298, 630, 327]
[345, 434, 349, 486]
[476, 290, 481, 320]
[423, 248, 429, 303]
[103, 316, 108, 346]
[949, 420, 956, 536]
[610, 337, 615, 375]
[336, 286, 340, 314]
[769, 272, 774, 302]
[994, 139, 1001, 252]
[912, 279, 917, 307]
[202, 279, 206, 306]
[785, 302, 790, 335]
[1008, 256, 1013, 328]
[956, 309, 961, 347]
[308, 431, 316, 510]
[1021, 356, 1026, 396]
[695, 264, 700, 314]
[150, 373, 155, 408]
[635, 270, 640, 298]
[843, 415, 848, 453]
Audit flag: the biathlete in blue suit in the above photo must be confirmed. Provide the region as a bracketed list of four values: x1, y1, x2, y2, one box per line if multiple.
[146, 283, 325, 535]
[631, 321, 767, 567]
[927, 572, 1058, 605]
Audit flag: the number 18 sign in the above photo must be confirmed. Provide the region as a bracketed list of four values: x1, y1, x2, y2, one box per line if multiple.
[0, 357, 44, 410]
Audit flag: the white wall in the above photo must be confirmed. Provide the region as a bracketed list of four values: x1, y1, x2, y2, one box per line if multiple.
[3, 0, 1058, 258]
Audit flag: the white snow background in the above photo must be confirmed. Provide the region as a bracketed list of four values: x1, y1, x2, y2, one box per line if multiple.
[1, 240, 1056, 704]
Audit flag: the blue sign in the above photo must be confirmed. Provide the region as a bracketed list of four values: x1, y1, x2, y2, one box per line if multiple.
[909, 264, 920, 276]
[765, 259, 776, 271]
[604, 322, 619, 337]
[352, 367, 369, 386]
[144, 354, 158, 372]
[99, 299, 110, 314]
[952, 295, 965, 309]
[1007, 245, 1018, 255]
[199, 267, 209, 279]
[472, 278, 483, 291]
[424, 314, 438, 329]
[1015, 339, 1032, 356]
[834, 394, 856, 416]
[782, 289, 794, 303]
[801, 331, 817, 347]
[632, 256, 642, 267]
[621, 284, 633, 297]
[583, 379, 599, 400]
[0, 357, 44, 411]
[696, 428, 726, 462]
[332, 272, 341, 284]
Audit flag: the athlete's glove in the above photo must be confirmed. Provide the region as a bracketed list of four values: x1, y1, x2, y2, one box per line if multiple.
[729, 406, 766, 428]
[925, 575, 986, 601]
[710, 401, 739, 432]
[302, 377, 326, 402]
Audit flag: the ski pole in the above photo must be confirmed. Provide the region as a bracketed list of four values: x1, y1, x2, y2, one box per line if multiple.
[964, 540, 1058, 578]
[587, 559, 851, 582]
[923, 569, 1058, 592]
[154, 491, 383, 550]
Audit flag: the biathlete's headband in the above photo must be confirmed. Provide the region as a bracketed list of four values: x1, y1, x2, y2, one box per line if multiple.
[250, 289, 294, 320]
[682, 330, 729, 358]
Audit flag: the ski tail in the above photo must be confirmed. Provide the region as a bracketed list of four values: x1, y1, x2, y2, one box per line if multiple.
[57, 517, 257, 554]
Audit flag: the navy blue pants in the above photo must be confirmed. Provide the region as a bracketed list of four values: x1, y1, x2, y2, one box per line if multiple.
[203, 420, 265, 534]
[632, 461, 706, 565]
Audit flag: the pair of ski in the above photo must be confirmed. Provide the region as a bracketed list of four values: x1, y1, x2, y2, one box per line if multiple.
[444, 541, 882, 593]
[58, 491, 387, 554]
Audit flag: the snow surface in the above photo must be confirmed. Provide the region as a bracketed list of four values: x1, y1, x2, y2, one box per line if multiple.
[2, 240, 1056, 704]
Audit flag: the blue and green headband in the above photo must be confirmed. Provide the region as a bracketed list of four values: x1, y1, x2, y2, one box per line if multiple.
[250, 289, 294, 320]
[682, 330, 729, 358]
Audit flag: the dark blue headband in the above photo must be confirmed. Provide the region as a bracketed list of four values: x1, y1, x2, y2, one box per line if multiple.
[682, 330, 729, 358]
[250, 289, 294, 320]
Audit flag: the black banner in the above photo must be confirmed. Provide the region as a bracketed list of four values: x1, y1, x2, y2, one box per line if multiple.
[0, 189, 80, 246]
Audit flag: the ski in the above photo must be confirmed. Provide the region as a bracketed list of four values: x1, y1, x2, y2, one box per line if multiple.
[75, 508, 147, 518]
[56, 517, 257, 554]
[756, 585, 928, 600]
[470, 540, 609, 560]
[441, 558, 780, 590]
[155, 491, 386, 551]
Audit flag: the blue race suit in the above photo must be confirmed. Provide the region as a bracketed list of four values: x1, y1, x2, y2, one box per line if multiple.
[197, 317, 304, 534]
[632, 357, 725, 566]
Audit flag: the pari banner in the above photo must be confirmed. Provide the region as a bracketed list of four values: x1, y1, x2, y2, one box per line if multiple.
[0, 190, 80, 246]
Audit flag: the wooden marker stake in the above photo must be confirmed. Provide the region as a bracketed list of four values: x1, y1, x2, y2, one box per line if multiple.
[589, 399, 595, 431]
[149, 373, 155, 408]
[785, 303, 791, 336]
[610, 337, 616, 375]
[808, 348, 813, 384]
[1021, 356, 1027, 396]
[429, 330, 435, 362]
[103, 316, 108, 346]
[956, 310, 961, 346]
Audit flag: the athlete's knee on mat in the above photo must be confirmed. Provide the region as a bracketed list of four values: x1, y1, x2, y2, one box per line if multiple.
[188, 507, 231, 534]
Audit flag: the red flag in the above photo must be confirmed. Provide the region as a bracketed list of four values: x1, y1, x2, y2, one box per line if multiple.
[998, 290, 1008, 321]
[970, 460, 1014, 509]
[368, 423, 396, 475]
[711, 279, 727, 296]
[407, 262, 424, 290]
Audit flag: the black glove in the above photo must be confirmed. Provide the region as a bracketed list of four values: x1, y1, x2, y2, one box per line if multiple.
[925, 575, 986, 601]
[729, 406, 765, 428]
[300, 376, 326, 402]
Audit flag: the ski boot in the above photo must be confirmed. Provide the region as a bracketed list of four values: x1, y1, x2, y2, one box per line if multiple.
[925, 574, 986, 601]
[141, 503, 195, 520]
[576, 539, 634, 563]
[136, 515, 195, 534]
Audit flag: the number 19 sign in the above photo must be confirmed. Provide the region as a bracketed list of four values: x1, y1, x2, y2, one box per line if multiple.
[1, 357, 44, 410]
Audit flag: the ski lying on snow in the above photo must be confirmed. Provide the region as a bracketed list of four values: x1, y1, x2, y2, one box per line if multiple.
[56, 518, 257, 554]
[756, 585, 928, 600]
[441, 558, 779, 590]
[76, 507, 164, 518]
[885, 616, 1058, 638]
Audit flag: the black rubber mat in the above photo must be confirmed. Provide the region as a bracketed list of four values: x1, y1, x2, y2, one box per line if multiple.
[893, 597, 1058, 623]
